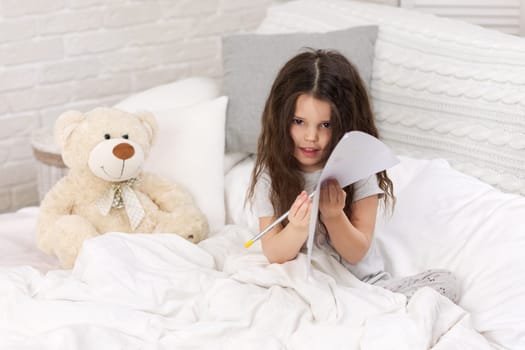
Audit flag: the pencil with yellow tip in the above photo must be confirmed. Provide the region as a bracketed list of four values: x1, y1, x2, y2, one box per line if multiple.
[244, 192, 315, 248]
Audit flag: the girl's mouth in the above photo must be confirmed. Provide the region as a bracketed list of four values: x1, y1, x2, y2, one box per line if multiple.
[300, 147, 320, 157]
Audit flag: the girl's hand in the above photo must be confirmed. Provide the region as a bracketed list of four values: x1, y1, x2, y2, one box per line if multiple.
[319, 179, 346, 219]
[287, 191, 312, 231]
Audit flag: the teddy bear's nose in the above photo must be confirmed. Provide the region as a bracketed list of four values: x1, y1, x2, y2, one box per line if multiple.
[113, 143, 135, 160]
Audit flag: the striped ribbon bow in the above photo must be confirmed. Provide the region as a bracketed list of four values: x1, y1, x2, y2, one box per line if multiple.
[96, 177, 145, 231]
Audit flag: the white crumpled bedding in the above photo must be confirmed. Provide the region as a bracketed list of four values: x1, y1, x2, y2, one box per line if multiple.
[0, 228, 488, 349]
[0, 156, 524, 349]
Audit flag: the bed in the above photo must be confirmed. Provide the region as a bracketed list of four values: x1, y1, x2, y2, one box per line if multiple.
[1, 1, 524, 349]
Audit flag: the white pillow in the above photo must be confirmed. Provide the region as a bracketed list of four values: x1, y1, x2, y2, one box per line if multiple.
[145, 96, 228, 233]
[114, 77, 219, 112]
[224, 155, 258, 232]
[257, 0, 525, 195]
[224, 152, 250, 175]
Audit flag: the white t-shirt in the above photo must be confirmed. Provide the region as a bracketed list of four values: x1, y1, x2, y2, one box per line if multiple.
[253, 169, 387, 283]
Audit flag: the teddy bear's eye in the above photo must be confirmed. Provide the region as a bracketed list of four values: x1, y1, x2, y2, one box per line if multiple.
[104, 134, 111, 140]
[122, 134, 129, 139]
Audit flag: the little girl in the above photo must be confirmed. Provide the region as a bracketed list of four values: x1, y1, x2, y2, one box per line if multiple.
[248, 49, 459, 303]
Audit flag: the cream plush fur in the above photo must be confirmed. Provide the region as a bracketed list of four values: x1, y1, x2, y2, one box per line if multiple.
[37, 107, 208, 268]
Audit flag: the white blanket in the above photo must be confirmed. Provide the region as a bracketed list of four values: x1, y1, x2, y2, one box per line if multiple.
[1, 226, 491, 349]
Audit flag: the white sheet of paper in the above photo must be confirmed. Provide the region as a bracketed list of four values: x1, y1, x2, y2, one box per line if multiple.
[306, 131, 399, 278]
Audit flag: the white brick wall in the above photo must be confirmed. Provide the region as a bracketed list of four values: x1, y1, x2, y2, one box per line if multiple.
[0, 0, 398, 213]
[0, 0, 273, 213]
[360, 0, 399, 5]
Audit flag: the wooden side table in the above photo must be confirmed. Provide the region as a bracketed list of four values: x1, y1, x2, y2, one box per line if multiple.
[31, 128, 68, 201]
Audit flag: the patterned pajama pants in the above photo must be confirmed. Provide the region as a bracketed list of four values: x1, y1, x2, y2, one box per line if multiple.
[374, 269, 460, 303]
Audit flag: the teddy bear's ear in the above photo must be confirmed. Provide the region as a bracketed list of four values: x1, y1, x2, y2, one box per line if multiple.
[136, 111, 158, 144]
[54, 110, 85, 149]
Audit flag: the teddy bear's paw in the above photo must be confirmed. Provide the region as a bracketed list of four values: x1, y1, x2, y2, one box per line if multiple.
[154, 211, 209, 244]
[181, 218, 209, 243]
[54, 231, 99, 268]
[178, 230, 199, 243]
[55, 247, 77, 269]
[49, 215, 100, 268]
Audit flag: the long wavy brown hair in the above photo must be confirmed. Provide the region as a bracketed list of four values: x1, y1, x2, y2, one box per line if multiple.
[248, 49, 394, 224]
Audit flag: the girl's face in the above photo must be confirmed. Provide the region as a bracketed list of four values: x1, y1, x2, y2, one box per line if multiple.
[290, 94, 332, 172]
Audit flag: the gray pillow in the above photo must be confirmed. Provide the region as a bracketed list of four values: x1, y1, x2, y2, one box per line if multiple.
[222, 26, 379, 153]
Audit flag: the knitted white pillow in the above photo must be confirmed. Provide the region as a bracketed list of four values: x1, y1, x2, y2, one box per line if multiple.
[257, 0, 525, 195]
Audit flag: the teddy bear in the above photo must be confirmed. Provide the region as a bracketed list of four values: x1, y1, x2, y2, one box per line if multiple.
[37, 107, 209, 268]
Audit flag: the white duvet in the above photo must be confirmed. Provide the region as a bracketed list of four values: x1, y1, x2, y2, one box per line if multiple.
[1, 156, 524, 349]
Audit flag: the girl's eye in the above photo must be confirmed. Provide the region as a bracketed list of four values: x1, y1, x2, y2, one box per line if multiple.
[104, 134, 111, 140]
[321, 122, 331, 128]
[292, 118, 304, 125]
[122, 134, 129, 139]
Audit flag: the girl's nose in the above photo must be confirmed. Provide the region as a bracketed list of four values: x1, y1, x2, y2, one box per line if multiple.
[305, 127, 318, 141]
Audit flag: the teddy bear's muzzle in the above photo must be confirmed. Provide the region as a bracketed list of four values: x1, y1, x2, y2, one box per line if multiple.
[88, 138, 145, 182]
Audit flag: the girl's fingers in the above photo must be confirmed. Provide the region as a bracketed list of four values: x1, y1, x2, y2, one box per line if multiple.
[326, 181, 332, 202]
[324, 179, 343, 203]
[321, 179, 335, 203]
[321, 181, 331, 202]
[329, 181, 338, 202]
[296, 197, 311, 220]
[290, 191, 308, 218]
